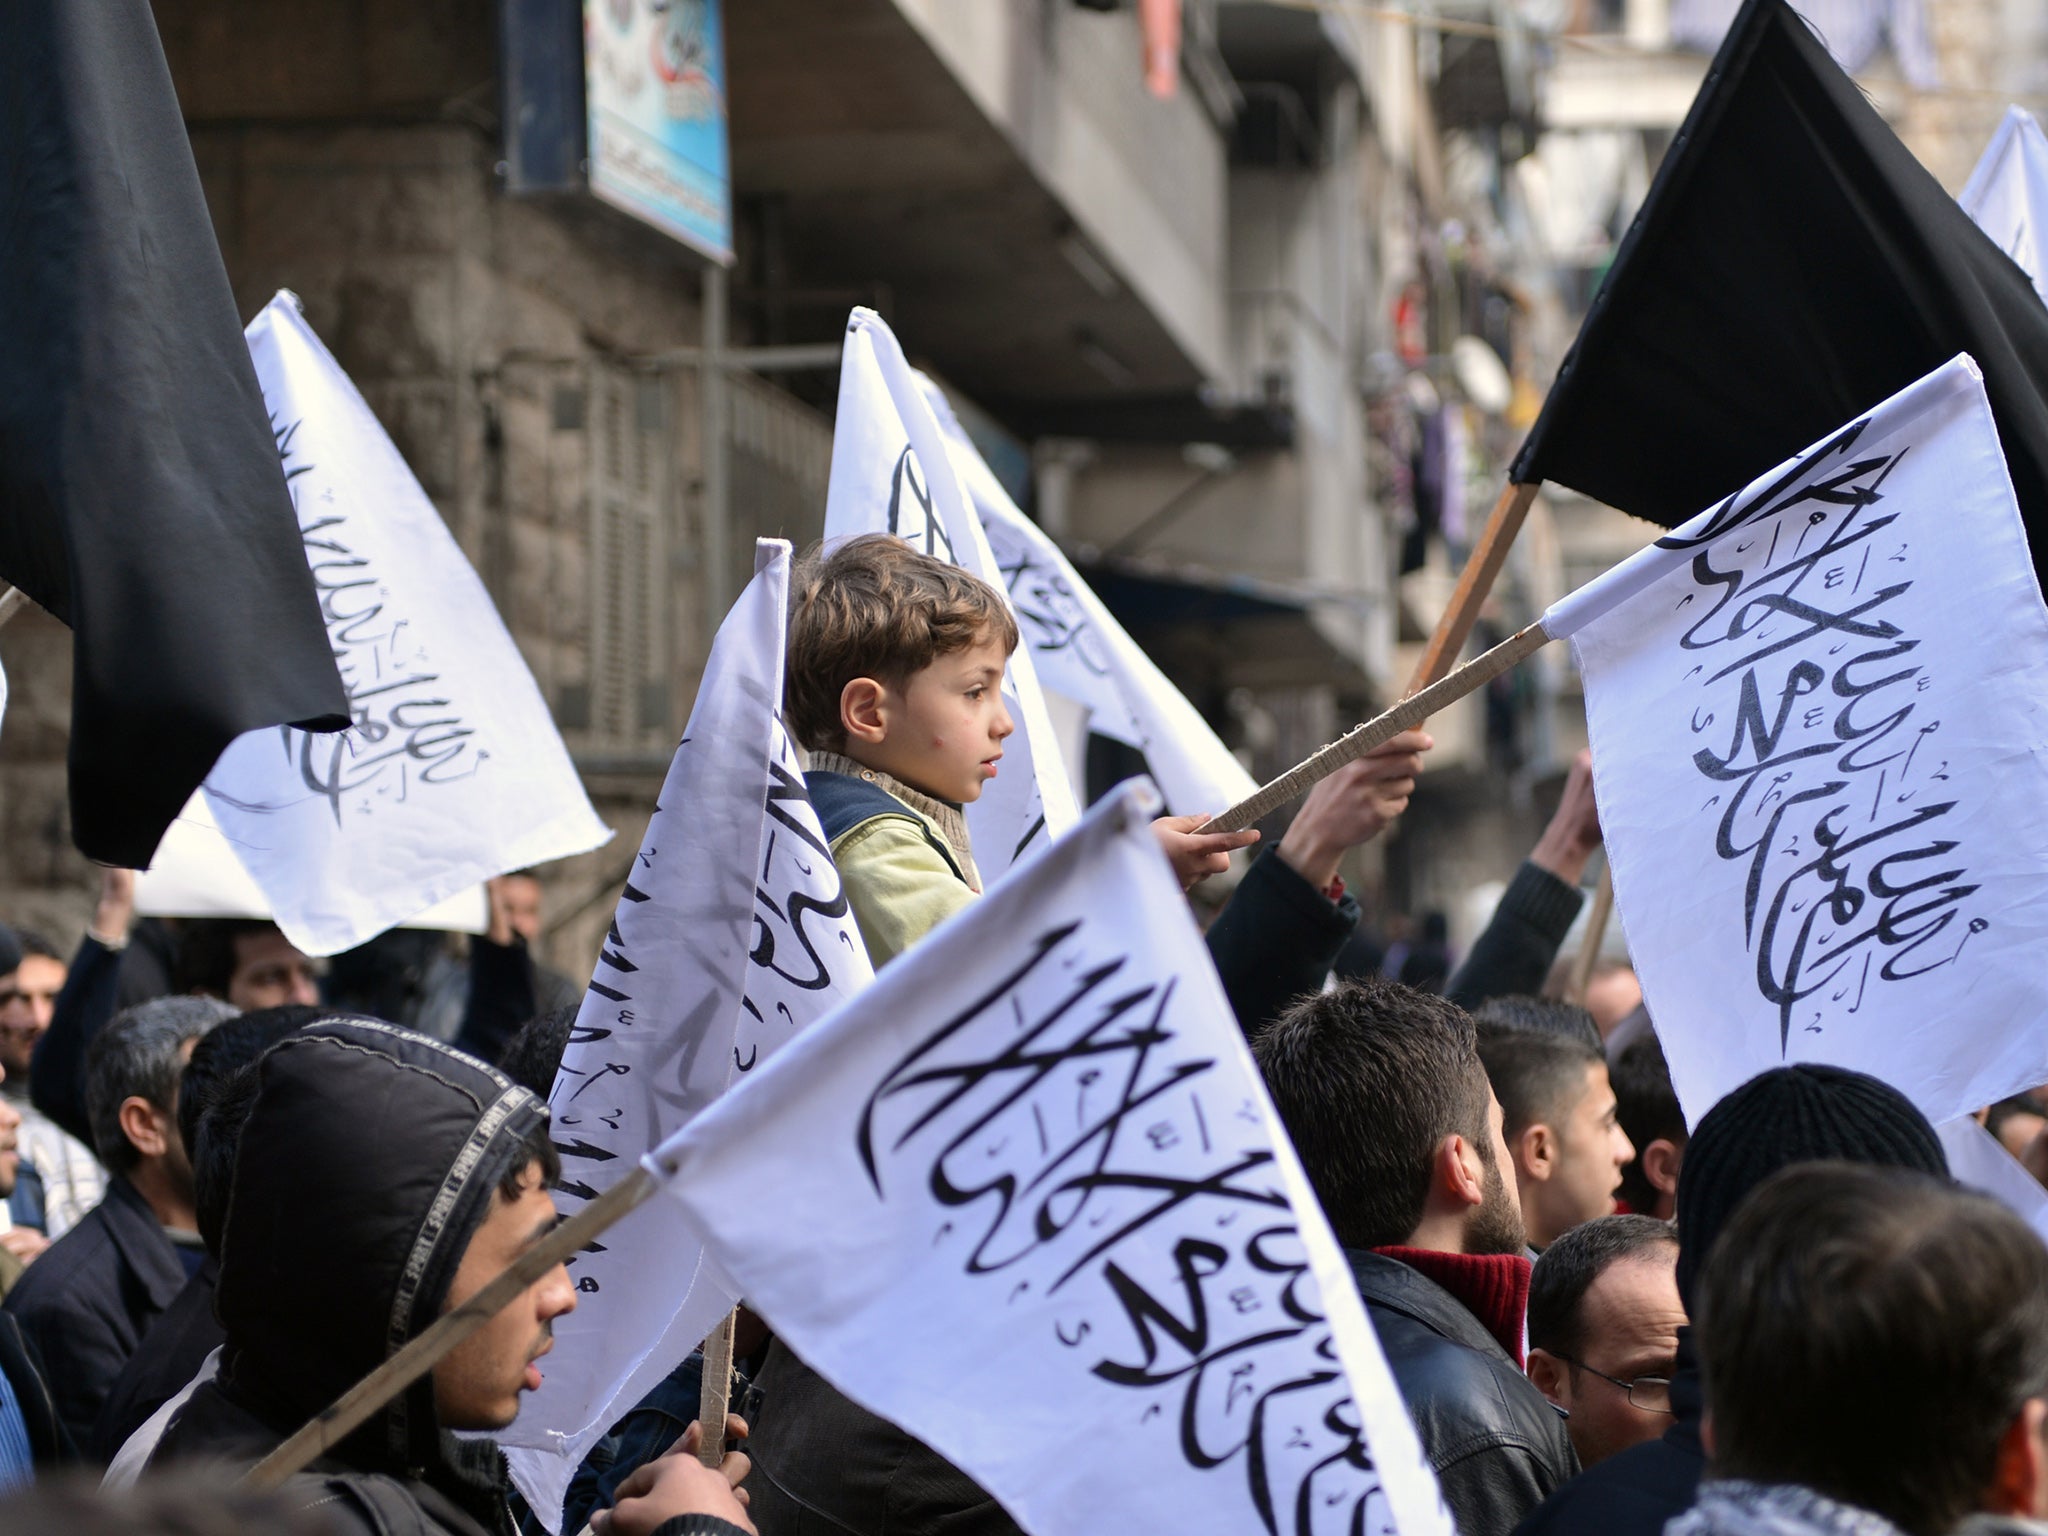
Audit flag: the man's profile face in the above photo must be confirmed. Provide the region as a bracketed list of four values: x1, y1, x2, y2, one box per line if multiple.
[0, 955, 66, 1078]
[227, 931, 320, 1012]
[1529, 1062, 1633, 1247]
[1469, 1088, 1529, 1256]
[1541, 1249, 1684, 1468]
[432, 1160, 577, 1430]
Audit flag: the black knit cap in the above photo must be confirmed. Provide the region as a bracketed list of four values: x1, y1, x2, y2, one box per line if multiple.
[1674, 1063, 1948, 1309]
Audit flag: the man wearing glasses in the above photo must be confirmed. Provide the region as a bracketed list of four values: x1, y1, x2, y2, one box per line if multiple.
[1526, 1215, 1682, 1468]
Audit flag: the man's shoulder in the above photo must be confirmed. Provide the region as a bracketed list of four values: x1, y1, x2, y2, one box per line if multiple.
[1511, 1432, 1703, 1536]
[3, 1204, 117, 1313]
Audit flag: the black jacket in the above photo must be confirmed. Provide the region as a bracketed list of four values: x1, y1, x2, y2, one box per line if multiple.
[1512, 1329, 1704, 1536]
[2, 1172, 186, 1448]
[1348, 1249, 1578, 1536]
[1446, 861, 1586, 1012]
[93, 1252, 223, 1461]
[152, 1017, 552, 1536]
[1203, 846, 1364, 1036]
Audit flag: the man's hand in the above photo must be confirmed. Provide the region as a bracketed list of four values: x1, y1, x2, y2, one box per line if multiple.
[0, 1229, 48, 1266]
[594, 1418, 755, 1536]
[1276, 730, 1434, 892]
[1530, 748, 1602, 887]
[1152, 816, 1260, 892]
[89, 867, 137, 950]
[484, 876, 519, 948]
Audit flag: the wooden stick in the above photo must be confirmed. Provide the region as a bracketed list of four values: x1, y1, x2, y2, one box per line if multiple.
[1407, 482, 1541, 694]
[1565, 861, 1615, 1004]
[242, 1166, 662, 1490]
[0, 587, 30, 631]
[1200, 622, 1552, 833]
[695, 1308, 740, 1468]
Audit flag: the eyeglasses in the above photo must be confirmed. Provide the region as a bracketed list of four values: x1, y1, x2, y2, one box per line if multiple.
[1557, 1358, 1673, 1414]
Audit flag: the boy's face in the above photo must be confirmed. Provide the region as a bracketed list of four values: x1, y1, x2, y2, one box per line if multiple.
[843, 634, 1016, 803]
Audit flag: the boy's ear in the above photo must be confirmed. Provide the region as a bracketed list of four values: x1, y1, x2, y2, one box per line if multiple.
[840, 677, 890, 747]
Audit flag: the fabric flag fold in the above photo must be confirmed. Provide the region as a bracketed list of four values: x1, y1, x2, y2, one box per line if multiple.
[0, 0, 348, 868]
[823, 308, 1079, 882]
[919, 378, 1257, 820]
[501, 539, 872, 1532]
[650, 777, 1452, 1536]
[1960, 106, 2048, 307]
[1510, 0, 2048, 611]
[1551, 355, 2048, 1131]
[198, 294, 610, 957]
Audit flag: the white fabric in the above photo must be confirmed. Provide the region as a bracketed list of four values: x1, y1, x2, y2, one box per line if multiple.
[918, 378, 1257, 820]
[1938, 1116, 2048, 1246]
[1564, 355, 2048, 1130]
[823, 309, 1078, 882]
[136, 793, 486, 932]
[501, 540, 872, 1533]
[1960, 107, 2048, 307]
[12, 1099, 104, 1242]
[199, 294, 609, 957]
[652, 779, 1453, 1536]
[103, 1347, 220, 1492]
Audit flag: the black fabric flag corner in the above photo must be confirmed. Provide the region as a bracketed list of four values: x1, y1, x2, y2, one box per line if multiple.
[1512, 0, 2048, 583]
[0, 1, 348, 868]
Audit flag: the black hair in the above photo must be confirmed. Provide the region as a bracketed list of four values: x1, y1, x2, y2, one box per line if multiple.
[1699, 1163, 2048, 1536]
[171, 918, 285, 999]
[1527, 1212, 1677, 1361]
[84, 996, 237, 1172]
[1612, 1031, 1686, 1212]
[1477, 1028, 1604, 1141]
[9, 929, 60, 963]
[1472, 994, 1603, 1053]
[1253, 978, 1492, 1250]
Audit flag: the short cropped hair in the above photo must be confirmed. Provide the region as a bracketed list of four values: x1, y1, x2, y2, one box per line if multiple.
[785, 534, 1019, 753]
[1473, 995, 1603, 1054]
[1479, 1028, 1604, 1140]
[1613, 1032, 1686, 1211]
[10, 929, 60, 962]
[85, 996, 238, 1172]
[1699, 1163, 2048, 1536]
[1254, 978, 1492, 1250]
[1528, 1213, 1677, 1360]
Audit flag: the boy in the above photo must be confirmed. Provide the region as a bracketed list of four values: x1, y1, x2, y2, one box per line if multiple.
[787, 534, 1254, 967]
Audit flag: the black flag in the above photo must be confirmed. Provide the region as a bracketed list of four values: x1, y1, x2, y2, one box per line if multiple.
[0, 1, 348, 869]
[1513, 0, 2048, 580]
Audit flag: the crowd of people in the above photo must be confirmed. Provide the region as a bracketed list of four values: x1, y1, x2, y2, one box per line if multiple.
[0, 533, 2037, 1536]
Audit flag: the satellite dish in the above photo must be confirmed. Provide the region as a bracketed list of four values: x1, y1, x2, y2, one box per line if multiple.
[1451, 335, 1513, 415]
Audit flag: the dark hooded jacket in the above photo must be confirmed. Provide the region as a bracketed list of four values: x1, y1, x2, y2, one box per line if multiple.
[150, 1017, 551, 1536]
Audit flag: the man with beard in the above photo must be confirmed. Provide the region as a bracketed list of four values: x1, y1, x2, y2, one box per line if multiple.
[1256, 978, 1577, 1534]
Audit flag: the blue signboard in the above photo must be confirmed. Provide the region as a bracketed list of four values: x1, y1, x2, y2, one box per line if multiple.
[584, 0, 733, 265]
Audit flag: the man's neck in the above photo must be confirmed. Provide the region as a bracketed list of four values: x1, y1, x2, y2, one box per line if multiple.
[127, 1160, 198, 1234]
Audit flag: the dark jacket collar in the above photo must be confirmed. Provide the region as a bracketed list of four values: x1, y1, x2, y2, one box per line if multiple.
[1347, 1247, 1521, 1367]
[99, 1174, 188, 1314]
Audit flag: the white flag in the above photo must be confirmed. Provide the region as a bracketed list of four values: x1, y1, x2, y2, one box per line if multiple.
[651, 779, 1451, 1536]
[823, 308, 1079, 880]
[1550, 355, 2048, 1129]
[1960, 107, 2048, 306]
[1938, 1116, 2048, 1247]
[919, 379, 1258, 819]
[202, 294, 609, 956]
[502, 539, 872, 1531]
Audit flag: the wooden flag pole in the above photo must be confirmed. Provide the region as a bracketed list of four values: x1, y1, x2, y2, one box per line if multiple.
[242, 1166, 662, 1491]
[1201, 621, 1551, 834]
[1407, 482, 1541, 693]
[0, 587, 31, 632]
[1565, 861, 1615, 1005]
[695, 1308, 740, 1468]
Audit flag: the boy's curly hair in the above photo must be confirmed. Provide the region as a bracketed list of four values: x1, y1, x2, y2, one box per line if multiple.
[786, 534, 1019, 753]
